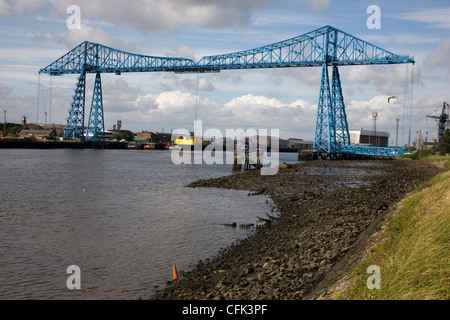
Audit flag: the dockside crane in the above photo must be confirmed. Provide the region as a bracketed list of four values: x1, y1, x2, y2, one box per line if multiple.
[426, 102, 449, 142]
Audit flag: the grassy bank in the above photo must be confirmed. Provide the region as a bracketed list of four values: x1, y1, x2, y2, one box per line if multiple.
[400, 149, 450, 169]
[339, 158, 449, 300]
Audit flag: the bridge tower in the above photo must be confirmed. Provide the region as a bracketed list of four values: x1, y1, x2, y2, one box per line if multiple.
[64, 72, 105, 142]
[314, 64, 350, 155]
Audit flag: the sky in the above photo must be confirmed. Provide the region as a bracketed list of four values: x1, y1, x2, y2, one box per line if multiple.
[0, 0, 449, 145]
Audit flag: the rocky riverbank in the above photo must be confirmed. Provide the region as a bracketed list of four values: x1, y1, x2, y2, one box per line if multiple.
[153, 159, 443, 300]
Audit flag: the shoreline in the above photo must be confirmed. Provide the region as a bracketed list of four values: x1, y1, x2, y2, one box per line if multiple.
[152, 159, 444, 300]
[0, 139, 128, 149]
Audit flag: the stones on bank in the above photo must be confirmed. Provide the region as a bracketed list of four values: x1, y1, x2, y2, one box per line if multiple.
[152, 160, 444, 300]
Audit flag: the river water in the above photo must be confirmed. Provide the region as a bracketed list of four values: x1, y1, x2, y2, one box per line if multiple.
[0, 149, 297, 299]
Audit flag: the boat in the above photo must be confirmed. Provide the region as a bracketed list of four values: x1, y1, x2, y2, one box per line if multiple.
[173, 135, 195, 146]
[173, 134, 211, 150]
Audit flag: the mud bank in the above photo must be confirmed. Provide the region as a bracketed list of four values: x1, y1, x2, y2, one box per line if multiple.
[153, 159, 443, 300]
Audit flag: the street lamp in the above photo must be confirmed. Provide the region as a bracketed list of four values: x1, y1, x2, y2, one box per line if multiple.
[372, 112, 378, 147]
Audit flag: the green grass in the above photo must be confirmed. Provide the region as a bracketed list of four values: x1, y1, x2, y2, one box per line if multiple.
[420, 155, 450, 170]
[341, 169, 450, 300]
[400, 151, 450, 170]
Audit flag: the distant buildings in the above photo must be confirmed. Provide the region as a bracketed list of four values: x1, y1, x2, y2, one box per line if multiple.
[135, 131, 171, 143]
[239, 137, 313, 151]
[136, 131, 152, 139]
[414, 138, 438, 150]
[286, 138, 313, 150]
[103, 131, 114, 141]
[348, 129, 390, 147]
[278, 138, 313, 150]
[19, 129, 57, 139]
[110, 120, 123, 135]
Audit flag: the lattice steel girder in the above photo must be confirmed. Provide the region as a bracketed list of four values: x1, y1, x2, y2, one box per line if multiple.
[313, 64, 401, 157]
[331, 65, 350, 146]
[314, 63, 335, 154]
[197, 25, 414, 70]
[314, 64, 354, 155]
[39, 41, 196, 75]
[40, 25, 414, 76]
[63, 71, 86, 140]
[338, 145, 404, 157]
[86, 73, 105, 142]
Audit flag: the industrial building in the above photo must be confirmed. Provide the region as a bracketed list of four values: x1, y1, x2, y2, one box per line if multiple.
[136, 131, 172, 143]
[286, 138, 313, 150]
[19, 129, 57, 139]
[348, 129, 390, 148]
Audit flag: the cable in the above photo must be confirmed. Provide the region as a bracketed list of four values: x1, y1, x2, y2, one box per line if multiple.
[408, 64, 415, 147]
[49, 75, 53, 126]
[402, 64, 409, 148]
[36, 74, 41, 124]
[195, 72, 199, 122]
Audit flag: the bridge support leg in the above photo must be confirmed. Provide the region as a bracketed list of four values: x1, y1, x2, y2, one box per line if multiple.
[64, 70, 86, 140]
[313, 63, 334, 155]
[331, 65, 350, 147]
[86, 72, 105, 142]
[313, 64, 351, 158]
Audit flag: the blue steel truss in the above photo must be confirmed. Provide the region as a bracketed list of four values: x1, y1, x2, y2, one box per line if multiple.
[41, 42, 196, 141]
[339, 145, 403, 157]
[39, 41, 196, 75]
[196, 25, 413, 70]
[86, 73, 105, 142]
[40, 25, 413, 152]
[63, 70, 86, 140]
[314, 64, 355, 155]
[314, 63, 334, 154]
[331, 66, 350, 147]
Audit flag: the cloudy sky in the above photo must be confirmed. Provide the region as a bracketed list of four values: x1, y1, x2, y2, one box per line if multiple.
[1, 0, 449, 144]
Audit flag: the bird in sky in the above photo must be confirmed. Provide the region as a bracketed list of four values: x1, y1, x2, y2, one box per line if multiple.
[388, 96, 397, 103]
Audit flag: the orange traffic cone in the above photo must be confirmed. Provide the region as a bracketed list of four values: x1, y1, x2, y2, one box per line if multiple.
[173, 263, 179, 283]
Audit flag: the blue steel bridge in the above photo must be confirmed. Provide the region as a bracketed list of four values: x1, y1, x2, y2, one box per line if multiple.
[39, 25, 414, 157]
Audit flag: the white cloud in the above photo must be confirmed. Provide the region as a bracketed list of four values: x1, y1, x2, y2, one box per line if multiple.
[269, 68, 321, 87]
[31, 23, 135, 52]
[0, 0, 46, 16]
[423, 38, 450, 76]
[225, 94, 285, 110]
[296, 0, 330, 11]
[100, 77, 142, 112]
[343, 93, 449, 144]
[3, 0, 271, 34]
[397, 7, 450, 30]
[179, 77, 215, 92]
[97, 88, 318, 139]
[0, 80, 61, 125]
[342, 64, 418, 96]
[220, 94, 315, 137]
[165, 44, 197, 60]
